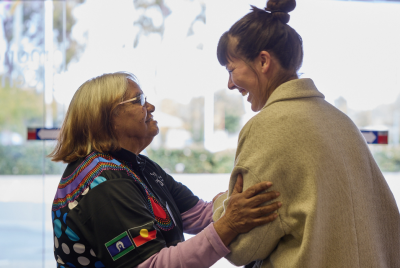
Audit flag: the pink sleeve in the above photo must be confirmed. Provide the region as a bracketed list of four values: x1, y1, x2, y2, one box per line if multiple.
[135, 223, 230, 268]
[181, 199, 213, 234]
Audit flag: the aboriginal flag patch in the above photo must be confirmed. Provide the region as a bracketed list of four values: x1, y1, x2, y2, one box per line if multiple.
[129, 222, 157, 247]
[105, 231, 134, 261]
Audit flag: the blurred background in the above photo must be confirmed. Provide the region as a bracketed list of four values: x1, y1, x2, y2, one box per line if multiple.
[0, 0, 399, 267]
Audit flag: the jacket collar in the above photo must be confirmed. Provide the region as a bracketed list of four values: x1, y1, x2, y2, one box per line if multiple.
[109, 148, 146, 170]
[262, 78, 325, 111]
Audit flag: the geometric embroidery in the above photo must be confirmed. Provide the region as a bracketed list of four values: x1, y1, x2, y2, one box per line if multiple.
[52, 151, 174, 231]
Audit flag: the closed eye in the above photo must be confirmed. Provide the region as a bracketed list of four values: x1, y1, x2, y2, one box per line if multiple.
[118, 93, 146, 106]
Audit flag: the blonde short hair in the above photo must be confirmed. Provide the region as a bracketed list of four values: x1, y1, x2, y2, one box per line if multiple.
[49, 72, 137, 163]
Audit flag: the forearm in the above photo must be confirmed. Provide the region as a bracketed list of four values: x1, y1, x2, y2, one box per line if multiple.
[181, 199, 213, 234]
[135, 223, 230, 268]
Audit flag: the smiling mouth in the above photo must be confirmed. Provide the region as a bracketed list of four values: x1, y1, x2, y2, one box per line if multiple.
[238, 88, 248, 96]
[146, 117, 155, 123]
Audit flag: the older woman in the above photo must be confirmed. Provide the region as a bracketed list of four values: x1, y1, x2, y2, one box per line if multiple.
[212, 0, 400, 267]
[50, 72, 282, 268]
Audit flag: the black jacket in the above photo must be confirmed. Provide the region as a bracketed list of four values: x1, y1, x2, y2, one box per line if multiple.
[52, 149, 199, 267]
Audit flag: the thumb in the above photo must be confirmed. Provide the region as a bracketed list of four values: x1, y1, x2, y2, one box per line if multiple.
[232, 173, 243, 195]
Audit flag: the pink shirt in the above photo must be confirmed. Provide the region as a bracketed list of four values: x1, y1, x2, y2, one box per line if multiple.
[135, 200, 230, 268]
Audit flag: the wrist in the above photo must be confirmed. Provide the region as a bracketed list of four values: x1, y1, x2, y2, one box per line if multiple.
[213, 215, 238, 246]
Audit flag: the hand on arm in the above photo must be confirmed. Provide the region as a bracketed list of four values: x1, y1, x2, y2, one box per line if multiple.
[213, 173, 281, 246]
[134, 174, 280, 268]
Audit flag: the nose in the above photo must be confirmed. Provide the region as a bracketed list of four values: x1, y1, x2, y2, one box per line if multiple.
[228, 75, 236, 90]
[146, 101, 155, 113]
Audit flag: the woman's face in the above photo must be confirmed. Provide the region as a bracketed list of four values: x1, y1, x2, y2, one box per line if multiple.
[113, 80, 159, 153]
[226, 57, 269, 112]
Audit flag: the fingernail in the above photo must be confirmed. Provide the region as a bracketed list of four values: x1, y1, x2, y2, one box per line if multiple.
[275, 192, 280, 197]
[266, 182, 273, 187]
[278, 202, 282, 207]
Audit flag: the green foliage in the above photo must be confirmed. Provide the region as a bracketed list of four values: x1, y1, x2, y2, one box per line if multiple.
[372, 146, 400, 172]
[146, 147, 235, 173]
[3, 142, 398, 175]
[0, 80, 62, 175]
[214, 89, 244, 134]
[0, 80, 43, 133]
[0, 143, 66, 175]
[0, 144, 233, 175]
[225, 114, 241, 134]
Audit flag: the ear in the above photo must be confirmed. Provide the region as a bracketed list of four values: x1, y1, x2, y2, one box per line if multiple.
[258, 51, 272, 74]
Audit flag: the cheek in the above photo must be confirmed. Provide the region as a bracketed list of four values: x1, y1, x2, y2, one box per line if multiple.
[232, 73, 248, 87]
[138, 108, 146, 122]
[231, 74, 239, 85]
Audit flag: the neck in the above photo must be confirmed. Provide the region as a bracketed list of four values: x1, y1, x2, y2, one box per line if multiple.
[119, 139, 152, 155]
[267, 70, 298, 95]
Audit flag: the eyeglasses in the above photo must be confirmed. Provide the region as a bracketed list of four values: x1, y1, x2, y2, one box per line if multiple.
[118, 93, 147, 106]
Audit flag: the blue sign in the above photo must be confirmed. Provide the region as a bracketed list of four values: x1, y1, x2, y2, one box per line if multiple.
[27, 128, 60, 140]
[360, 130, 388, 144]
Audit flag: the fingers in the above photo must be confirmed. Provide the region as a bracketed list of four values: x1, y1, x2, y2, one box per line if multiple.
[247, 191, 280, 208]
[251, 212, 280, 227]
[242, 180, 274, 199]
[252, 201, 282, 217]
[221, 193, 282, 236]
[247, 203, 282, 228]
[232, 173, 244, 195]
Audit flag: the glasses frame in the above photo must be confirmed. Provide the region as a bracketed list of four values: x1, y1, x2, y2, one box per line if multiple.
[118, 93, 147, 106]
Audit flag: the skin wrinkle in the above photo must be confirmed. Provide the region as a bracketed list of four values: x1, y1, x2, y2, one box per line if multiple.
[226, 50, 291, 112]
[112, 79, 158, 154]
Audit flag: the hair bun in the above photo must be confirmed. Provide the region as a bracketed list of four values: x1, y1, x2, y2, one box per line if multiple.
[265, 0, 296, 24]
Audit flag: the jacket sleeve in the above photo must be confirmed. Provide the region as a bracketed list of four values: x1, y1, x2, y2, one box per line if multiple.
[212, 119, 288, 266]
[213, 166, 286, 266]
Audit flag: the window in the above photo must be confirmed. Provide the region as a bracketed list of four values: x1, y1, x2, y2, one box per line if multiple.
[0, 0, 399, 267]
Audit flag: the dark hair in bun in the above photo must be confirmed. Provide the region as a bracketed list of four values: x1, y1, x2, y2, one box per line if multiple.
[217, 0, 302, 76]
[265, 0, 296, 24]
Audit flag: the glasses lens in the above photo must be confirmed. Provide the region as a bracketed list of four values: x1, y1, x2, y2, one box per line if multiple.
[141, 94, 146, 106]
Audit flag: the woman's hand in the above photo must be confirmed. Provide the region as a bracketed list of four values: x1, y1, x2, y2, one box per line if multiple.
[214, 173, 281, 246]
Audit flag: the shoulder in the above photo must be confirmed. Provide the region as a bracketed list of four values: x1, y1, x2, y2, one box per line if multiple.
[53, 152, 138, 212]
[69, 179, 148, 222]
[237, 108, 274, 144]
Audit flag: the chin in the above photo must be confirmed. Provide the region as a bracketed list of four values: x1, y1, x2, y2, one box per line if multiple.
[251, 103, 261, 112]
[149, 128, 159, 138]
